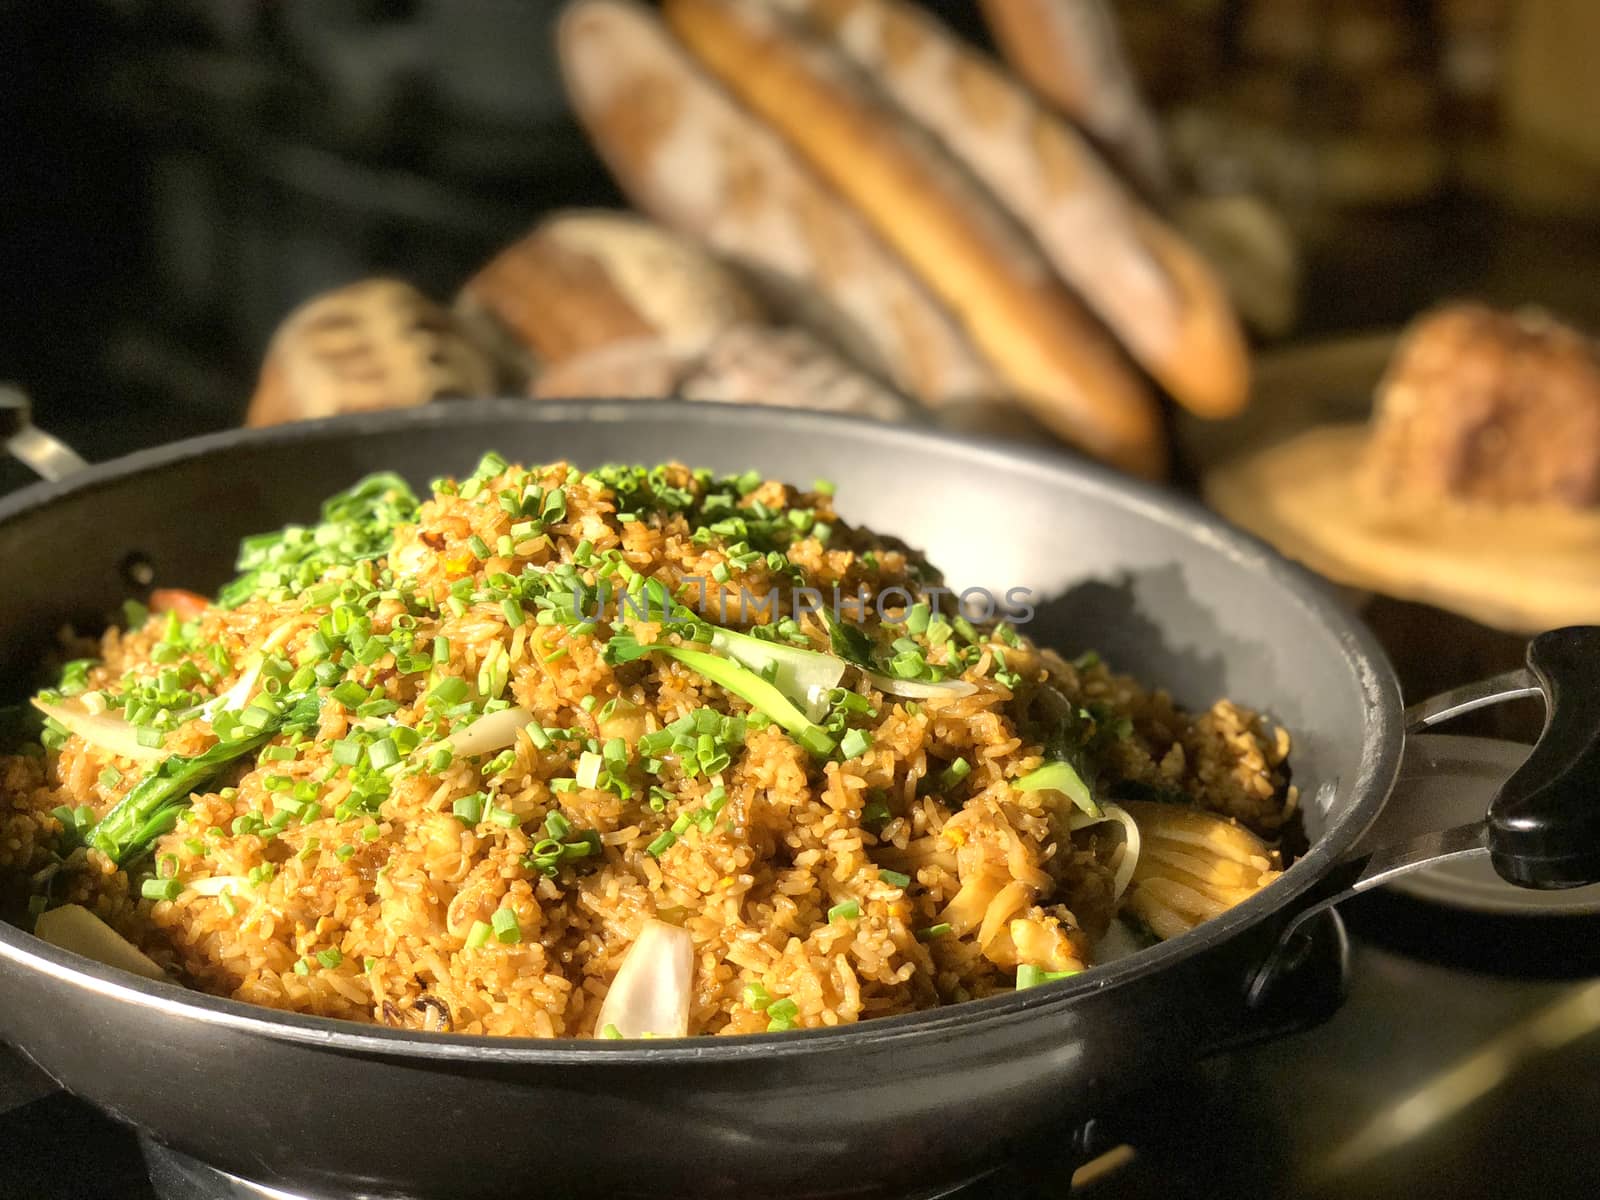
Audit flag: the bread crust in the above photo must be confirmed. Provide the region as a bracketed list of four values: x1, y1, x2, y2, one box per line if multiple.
[458, 210, 762, 379]
[557, 0, 998, 411]
[246, 280, 498, 428]
[775, 0, 1249, 417]
[663, 0, 1165, 475]
[979, 0, 1170, 197]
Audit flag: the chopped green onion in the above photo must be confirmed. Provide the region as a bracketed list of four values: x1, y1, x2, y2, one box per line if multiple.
[316, 947, 343, 969]
[366, 738, 400, 770]
[1012, 760, 1099, 817]
[839, 729, 872, 760]
[743, 982, 773, 1012]
[765, 997, 799, 1032]
[491, 908, 521, 944]
[939, 758, 972, 790]
[1016, 965, 1080, 990]
[575, 751, 603, 789]
[827, 900, 860, 922]
[451, 792, 486, 826]
[916, 923, 951, 942]
[878, 869, 911, 888]
[142, 877, 182, 902]
[429, 676, 470, 707]
[465, 920, 492, 950]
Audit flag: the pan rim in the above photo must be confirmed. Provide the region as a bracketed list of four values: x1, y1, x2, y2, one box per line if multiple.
[0, 397, 1403, 1061]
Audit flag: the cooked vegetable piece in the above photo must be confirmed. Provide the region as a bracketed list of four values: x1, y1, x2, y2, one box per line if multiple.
[33, 904, 165, 981]
[1120, 800, 1281, 940]
[89, 691, 322, 864]
[29, 698, 166, 763]
[1014, 759, 1100, 817]
[593, 919, 694, 1039]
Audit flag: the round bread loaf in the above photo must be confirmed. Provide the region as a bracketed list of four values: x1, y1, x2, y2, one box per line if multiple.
[246, 280, 500, 428]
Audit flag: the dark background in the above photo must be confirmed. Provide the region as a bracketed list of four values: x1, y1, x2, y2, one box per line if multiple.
[6, 0, 1600, 485]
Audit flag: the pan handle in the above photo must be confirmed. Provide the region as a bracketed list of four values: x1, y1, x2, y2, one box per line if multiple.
[1, 386, 89, 482]
[1248, 625, 1600, 1007]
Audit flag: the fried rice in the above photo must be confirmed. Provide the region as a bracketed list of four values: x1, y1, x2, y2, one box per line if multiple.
[0, 458, 1295, 1038]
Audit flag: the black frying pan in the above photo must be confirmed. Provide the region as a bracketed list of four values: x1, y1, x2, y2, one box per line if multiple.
[0, 396, 1596, 1200]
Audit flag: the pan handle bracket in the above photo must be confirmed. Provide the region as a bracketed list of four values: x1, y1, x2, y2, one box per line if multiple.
[1250, 626, 1600, 1009]
[1, 386, 89, 482]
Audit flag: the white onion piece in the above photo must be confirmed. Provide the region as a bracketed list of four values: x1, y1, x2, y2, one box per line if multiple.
[594, 919, 694, 1039]
[710, 630, 845, 722]
[201, 620, 304, 721]
[201, 657, 264, 720]
[30, 698, 166, 762]
[33, 904, 166, 981]
[186, 876, 249, 896]
[442, 705, 535, 758]
[860, 670, 978, 701]
[1068, 803, 1142, 902]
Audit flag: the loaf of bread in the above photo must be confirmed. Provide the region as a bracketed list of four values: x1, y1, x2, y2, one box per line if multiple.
[978, 0, 1171, 197]
[457, 210, 763, 384]
[246, 280, 500, 427]
[1365, 304, 1600, 508]
[662, 0, 1165, 475]
[533, 323, 915, 423]
[557, 0, 997, 412]
[773, 0, 1249, 418]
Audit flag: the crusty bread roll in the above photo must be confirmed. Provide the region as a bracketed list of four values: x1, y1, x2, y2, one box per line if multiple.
[456, 210, 763, 384]
[246, 280, 500, 428]
[557, 0, 997, 412]
[1365, 304, 1600, 508]
[661, 0, 1165, 476]
[533, 324, 915, 423]
[979, 0, 1171, 198]
[772, 0, 1249, 418]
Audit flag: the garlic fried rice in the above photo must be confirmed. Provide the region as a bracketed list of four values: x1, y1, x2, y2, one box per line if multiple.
[0, 458, 1294, 1037]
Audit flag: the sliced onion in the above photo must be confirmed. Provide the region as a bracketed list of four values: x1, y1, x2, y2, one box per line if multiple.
[441, 705, 535, 758]
[710, 630, 845, 722]
[594, 919, 694, 1039]
[860, 670, 978, 701]
[33, 904, 166, 981]
[199, 620, 304, 721]
[201, 657, 264, 720]
[185, 876, 249, 896]
[31, 698, 166, 762]
[1068, 803, 1142, 901]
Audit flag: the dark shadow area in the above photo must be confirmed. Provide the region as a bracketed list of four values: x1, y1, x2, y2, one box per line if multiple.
[1028, 565, 1274, 713]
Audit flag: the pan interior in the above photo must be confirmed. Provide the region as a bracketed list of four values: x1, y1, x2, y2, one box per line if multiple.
[0, 400, 1399, 993]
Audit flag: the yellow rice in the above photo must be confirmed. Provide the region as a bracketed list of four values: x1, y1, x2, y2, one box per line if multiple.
[0, 461, 1293, 1037]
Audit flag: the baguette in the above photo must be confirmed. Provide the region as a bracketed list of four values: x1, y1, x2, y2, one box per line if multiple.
[534, 324, 914, 423]
[557, 0, 997, 411]
[774, 0, 1249, 418]
[457, 210, 763, 383]
[246, 280, 499, 428]
[978, 0, 1171, 197]
[662, 0, 1165, 475]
